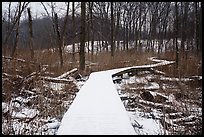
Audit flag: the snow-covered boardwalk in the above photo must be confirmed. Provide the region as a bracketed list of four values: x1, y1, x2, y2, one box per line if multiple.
[57, 70, 136, 135]
[57, 58, 174, 135]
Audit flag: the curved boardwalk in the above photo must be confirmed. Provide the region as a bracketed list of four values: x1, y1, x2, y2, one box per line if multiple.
[57, 58, 174, 135]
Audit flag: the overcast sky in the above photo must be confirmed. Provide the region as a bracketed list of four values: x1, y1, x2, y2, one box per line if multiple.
[2, 2, 71, 20]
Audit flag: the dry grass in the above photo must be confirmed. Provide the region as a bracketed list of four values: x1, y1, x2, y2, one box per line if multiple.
[2, 45, 202, 135]
[158, 51, 202, 77]
[2, 48, 79, 135]
[118, 68, 202, 135]
[86, 50, 155, 72]
[3, 46, 201, 78]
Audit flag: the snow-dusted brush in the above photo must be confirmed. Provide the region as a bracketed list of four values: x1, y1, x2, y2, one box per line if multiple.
[113, 57, 202, 135]
[2, 56, 81, 135]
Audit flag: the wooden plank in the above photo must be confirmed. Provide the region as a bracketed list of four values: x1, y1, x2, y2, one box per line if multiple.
[112, 60, 174, 77]
[57, 58, 175, 135]
[57, 71, 136, 135]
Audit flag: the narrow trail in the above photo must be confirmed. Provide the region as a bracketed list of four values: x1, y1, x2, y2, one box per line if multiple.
[57, 58, 174, 135]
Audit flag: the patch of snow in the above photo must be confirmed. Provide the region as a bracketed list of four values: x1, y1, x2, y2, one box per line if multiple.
[167, 94, 176, 103]
[137, 71, 151, 75]
[11, 101, 21, 109]
[2, 102, 9, 113]
[149, 91, 168, 99]
[12, 108, 39, 119]
[160, 75, 194, 82]
[74, 81, 85, 89]
[40, 118, 61, 135]
[12, 96, 31, 105]
[123, 73, 129, 79]
[152, 69, 166, 75]
[114, 83, 122, 92]
[144, 82, 160, 90]
[191, 75, 202, 80]
[135, 77, 148, 84]
[128, 111, 167, 135]
[149, 91, 157, 97]
[44, 82, 65, 91]
[46, 121, 60, 129]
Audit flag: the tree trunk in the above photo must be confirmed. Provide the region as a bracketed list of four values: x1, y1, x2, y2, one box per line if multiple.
[110, 2, 114, 57]
[180, 2, 188, 57]
[87, 3, 90, 55]
[11, 2, 23, 58]
[6, 2, 29, 57]
[138, 2, 142, 52]
[125, 22, 129, 51]
[3, 2, 11, 56]
[11, 16, 20, 58]
[90, 2, 94, 59]
[61, 2, 69, 49]
[174, 2, 179, 68]
[194, 2, 200, 55]
[27, 8, 34, 60]
[199, 3, 202, 55]
[79, 2, 86, 71]
[54, 13, 63, 68]
[115, 4, 121, 51]
[72, 2, 75, 61]
[135, 20, 138, 51]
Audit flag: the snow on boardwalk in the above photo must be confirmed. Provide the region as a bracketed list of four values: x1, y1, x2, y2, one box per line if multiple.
[57, 70, 136, 135]
[57, 57, 174, 135]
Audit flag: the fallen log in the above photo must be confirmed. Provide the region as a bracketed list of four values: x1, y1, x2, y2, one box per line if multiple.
[40, 68, 78, 83]
[40, 76, 73, 84]
[3, 72, 23, 79]
[138, 99, 177, 113]
[171, 115, 199, 124]
[56, 68, 78, 79]
[112, 67, 152, 78]
[2, 56, 38, 65]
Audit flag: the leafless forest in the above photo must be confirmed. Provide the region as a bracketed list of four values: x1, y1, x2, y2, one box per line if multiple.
[2, 2, 202, 135]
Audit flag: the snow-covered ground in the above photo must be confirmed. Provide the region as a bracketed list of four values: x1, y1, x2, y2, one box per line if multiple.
[57, 58, 175, 135]
[62, 39, 182, 55]
[113, 63, 202, 135]
[2, 56, 202, 135]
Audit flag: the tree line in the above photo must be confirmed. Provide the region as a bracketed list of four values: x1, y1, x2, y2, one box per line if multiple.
[2, 2, 202, 70]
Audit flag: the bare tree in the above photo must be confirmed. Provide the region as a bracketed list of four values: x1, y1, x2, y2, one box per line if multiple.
[194, 2, 201, 55]
[3, 2, 29, 56]
[9, 2, 30, 58]
[60, 2, 69, 50]
[174, 2, 179, 68]
[72, 2, 76, 61]
[180, 2, 189, 56]
[54, 13, 63, 68]
[115, 2, 122, 51]
[110, 2, 114, 57]
[79, 2, 86, 71]
[42, 2, 69, 68]
[27, 7, 34, 60]
[89, 2, 94, 59]
[3, 2, 11, 56]
[41, 2, 56, 48]
[87, 3, 90, 54]
[122, 4, 127, 50]
[4, 2, 200, 63]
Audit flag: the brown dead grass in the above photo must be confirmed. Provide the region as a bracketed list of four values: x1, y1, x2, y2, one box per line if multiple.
[2, 45, 202, 135]
[158, 51, 202, 77]
[86, 50, 155, 72]
[3, 47, 201, 78]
